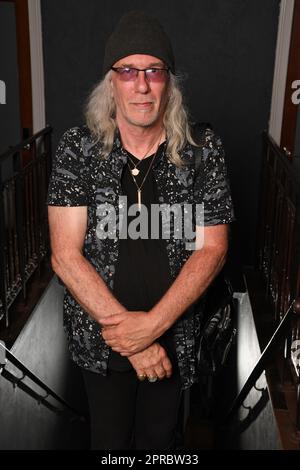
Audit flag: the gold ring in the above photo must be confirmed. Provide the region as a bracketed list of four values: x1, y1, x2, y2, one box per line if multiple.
[137, 374, 146, 381]
[148, 376, 158, 383]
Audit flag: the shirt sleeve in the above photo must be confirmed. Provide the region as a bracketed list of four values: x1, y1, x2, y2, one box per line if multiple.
[193, 129, 235, 226]
[47, 127, 89, 206]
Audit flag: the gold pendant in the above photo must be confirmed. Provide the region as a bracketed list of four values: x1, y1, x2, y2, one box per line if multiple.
[132, 168, 139, 176]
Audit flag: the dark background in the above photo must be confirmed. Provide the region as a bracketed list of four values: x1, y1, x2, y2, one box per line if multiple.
[41, 0, 280, 273]
[0, 2, 21, 156]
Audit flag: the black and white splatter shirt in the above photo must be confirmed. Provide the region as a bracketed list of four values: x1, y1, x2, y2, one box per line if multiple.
[47, 125, 234, 390]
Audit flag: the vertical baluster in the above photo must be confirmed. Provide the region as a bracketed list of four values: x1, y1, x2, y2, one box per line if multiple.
[28, 147, 34, 261]
[13, 179, 20, 293]
[44, 130, 52, 253]
[273, 161, 282, 318]
[256, 137, 266, 271]
[277, 190, 286, 319]
[26, 151, 32, 268]
[4, 185, 11, 292]
[13, 151, 26, 300]
[23, 169, 28, 267]
[40, 150, 46, 254]
[0, 167, 8, 326]
[285, 180, 294, 315]
[264, 152, 273, 290]
[261, 150, 270, 276]
[25, 165, 32, 271]
[266, 151, 277, 314]
[9, 181, 17, 290]
[32, 140, 41, 275]
[282, 201, 294, 315]
[5, 183, 15, 305]
[274, 179, 284, 319]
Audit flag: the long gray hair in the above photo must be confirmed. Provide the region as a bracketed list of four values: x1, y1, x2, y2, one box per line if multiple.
[85, 71, 196, 167]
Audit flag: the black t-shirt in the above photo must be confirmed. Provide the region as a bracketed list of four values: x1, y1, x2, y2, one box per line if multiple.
[108, 143, 175, 371]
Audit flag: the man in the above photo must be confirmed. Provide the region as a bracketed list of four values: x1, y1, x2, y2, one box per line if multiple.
[47, 11, 234, 450]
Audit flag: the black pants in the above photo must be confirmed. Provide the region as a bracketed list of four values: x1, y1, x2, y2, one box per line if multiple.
[82, 366, 182, 450]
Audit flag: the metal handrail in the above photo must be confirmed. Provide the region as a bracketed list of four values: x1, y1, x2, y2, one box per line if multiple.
[223, 298, 300, 424]
[0, 126, 52, 163]
[0, 341, 86, 421]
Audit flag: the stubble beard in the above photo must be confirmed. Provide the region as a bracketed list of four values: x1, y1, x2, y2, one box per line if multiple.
[125, 111, 162, 129]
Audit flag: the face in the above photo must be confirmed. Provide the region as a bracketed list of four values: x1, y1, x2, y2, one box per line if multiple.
[110, 54, 170, 129]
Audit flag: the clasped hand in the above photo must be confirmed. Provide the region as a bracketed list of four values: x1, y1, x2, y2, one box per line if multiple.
[101, 310, 158, 356]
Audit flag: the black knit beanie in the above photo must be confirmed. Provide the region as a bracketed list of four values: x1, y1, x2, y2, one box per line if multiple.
[103, 11, 175, 75]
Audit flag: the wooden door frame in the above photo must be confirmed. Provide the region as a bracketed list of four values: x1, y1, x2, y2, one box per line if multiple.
[0, 0, 33, 138]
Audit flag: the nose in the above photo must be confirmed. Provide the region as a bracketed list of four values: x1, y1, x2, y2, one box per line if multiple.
[134, 70, 150, 93]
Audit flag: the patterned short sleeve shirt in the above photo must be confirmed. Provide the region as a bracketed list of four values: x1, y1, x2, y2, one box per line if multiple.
[47, 125, 235, 390]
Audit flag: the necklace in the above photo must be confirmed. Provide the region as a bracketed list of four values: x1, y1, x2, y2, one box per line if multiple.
[126, 133, 163, 176]
[127, 155, 143, 176]
[128, 143, 161, 210]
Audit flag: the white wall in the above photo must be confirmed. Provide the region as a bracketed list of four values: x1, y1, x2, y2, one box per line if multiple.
[269, 0, 295, 145]
[28, 0, 46, 133]
[234, 292, 281, 450]
[0, 277, 89, 450]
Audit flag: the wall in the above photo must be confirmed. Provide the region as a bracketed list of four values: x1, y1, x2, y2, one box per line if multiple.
[41, 0, 280, 269]
[0, 1, 21, 156]
[228, 292, 281, 449]
[0, 277, 89, 450]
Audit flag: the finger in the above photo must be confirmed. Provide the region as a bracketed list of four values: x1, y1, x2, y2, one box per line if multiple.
[135, 368, 147, 381]
[102, 333, 123, 346]
[104, 338, 124, 350]
[101, 329, 116, 341]
[143, 368, 156, 381]
[101, 327, 117, 340]
[154, 364, 166, 380]
[112, 346, 124, 353]
[102, 325, 116, 330]
[162, 357, 173, 378]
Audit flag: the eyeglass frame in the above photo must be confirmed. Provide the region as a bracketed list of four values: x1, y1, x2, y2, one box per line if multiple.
[111, 66, 170, 82]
